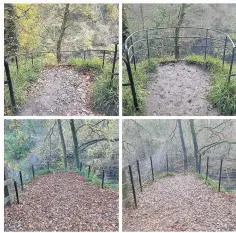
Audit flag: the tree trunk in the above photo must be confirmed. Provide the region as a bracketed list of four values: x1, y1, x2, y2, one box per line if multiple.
[70, 119, 79, 169]
[56, 4, 70, 63]
[177, 120, 188, 171]
[57, 119, 67, 170]
[189, 119, 199, 172]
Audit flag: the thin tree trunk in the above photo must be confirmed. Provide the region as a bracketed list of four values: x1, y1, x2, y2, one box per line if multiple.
[189, 119, 199, 172]
[177, 119, 188, 171]
[57, 119, 67, 170]
[70, 119, 79, 169]
[56, 4, 70, 63]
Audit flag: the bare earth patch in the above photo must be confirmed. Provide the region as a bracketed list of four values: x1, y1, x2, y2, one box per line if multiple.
[123, 174, 236, 231]
[17, 66, 100, 116]
[5, 171, 118, 231]
[145, 62, 219, 116]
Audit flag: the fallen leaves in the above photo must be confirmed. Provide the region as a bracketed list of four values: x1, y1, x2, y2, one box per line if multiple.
[5, 171, 118, 231]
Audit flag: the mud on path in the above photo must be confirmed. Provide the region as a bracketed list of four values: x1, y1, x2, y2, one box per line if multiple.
[123, 174, 236, 231]
[4, 171, 118, 231]
[145, 62, 219, 116]
[17, 66, 101, 116]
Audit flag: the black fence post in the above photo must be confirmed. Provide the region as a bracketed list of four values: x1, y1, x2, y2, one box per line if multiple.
[31, 54, 34, 66]
[102, 50, 105, 68]
[4, 59, 16, 113]
[111, 43, 118, 82]
[136, 160, 142, 192]
[47, 162, 50, 172]
[166, 156, 169, 173]
[228, 47, 235, 84]
[14, 181, 19, 204]
[102, 169, 105, 189]
[15, 56, 19, 76]
[218, 158, 223, 192]
[146, 29, 150, 62]
[19, 171, 23, 190]
[83, 50, 86, 60]
[128, 165, 137, 208]
[150, 156, 154, 181]
[80, 162, 82, 171]
[130, 36, 137, 71]
[204, 29, 209, 60]
[32, 165, 35, 178]
[222, 35, 228, 68]
[198, 154, 202, 174]
[206, 156, 209, 182]
[88, 165, 91, 178]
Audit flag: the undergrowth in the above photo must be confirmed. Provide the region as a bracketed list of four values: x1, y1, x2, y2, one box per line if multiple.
[76, 168, 118, 189]
[186, 54, 236, 115]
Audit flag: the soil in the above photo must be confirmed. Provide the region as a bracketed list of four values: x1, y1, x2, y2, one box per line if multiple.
[123, 174, 236, 231]
[17, 66, 101, 116]
[4, 172, 118, 231]
[145, 62, 219, 116]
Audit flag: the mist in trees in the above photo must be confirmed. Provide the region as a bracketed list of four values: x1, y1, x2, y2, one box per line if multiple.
[123, 119, 236, 171]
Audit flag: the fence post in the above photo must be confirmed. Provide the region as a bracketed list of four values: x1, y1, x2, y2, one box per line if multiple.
[14, 181, 19, 204]
[150, 156, 154, 181]
[130, 36, 137, 71]
[83, 50, 86, 60]
[80, 162, 82, 171]
[206, 156, 209, 182]
[88, 165, 91, 178]
[32, 165, 35, 178]
[204, 29, 209, 60]
[128, 165, 137, 208]
[198, 154, 202, 174]
[218, 158, 223, 192]
[102, 169, 105, 189]
[4, 59, 16, 113]
[102, 50, 106, 68]
[31, 54, 34, 66]
[15, 56, 19, 76]
[222, 35, 228, 68]
[228, 47, 235, 84]
[19, 171, 23, 190]
[136, 160, 142, 192]
[166, 156, 169, 173]
[4, 170, 11, 206]
[146, 29, 150, 62]
[110, 43, 118, 82]
[47, 162, 50, 172]
[175, 27, 179, 60]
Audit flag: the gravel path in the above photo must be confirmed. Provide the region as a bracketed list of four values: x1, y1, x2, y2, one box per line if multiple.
[17, 66, 100, 116]
[145, 62, 219, 116]
[123, 174, 236, 231]
[5, 172, 118, 231]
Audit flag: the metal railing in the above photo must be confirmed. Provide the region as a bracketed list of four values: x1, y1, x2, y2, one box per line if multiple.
[123, 27, 236, 111]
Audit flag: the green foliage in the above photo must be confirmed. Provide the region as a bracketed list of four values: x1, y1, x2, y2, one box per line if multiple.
[76, 168, 118, 189]
[186, 55, 236, 115]
[35, 168, 50, 176]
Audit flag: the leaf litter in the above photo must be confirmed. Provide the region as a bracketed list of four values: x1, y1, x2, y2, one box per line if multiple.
[5, 171, 118, 231]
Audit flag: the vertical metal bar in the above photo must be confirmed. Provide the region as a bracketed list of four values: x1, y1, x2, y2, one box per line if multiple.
[136, 160, 142, 192]
[102, 169, 105, 189]
[32, 165, 35, 178]
[47, 162, 50, 172]
[206, 156, 209, 182]
[150, 156, 154, 181]
[19, 171, 23, 190]
[130, 36, 137, 71]
[146, 29, 150, 61]
[128, 165, 137, 208]
[204, 29, 209, 60]
[111, 43, 118, 82]
[124, 58, 139, 111]
[222, 36, 228, 68]
[175, 27, 179, 60]
[83, 51, 86, 60]
[88, 165, 91, 178]
[80, 162, 82, 171]
[14, 181, 19, 204]
[102, 50, 105, 68]
[218, 158, 223, 192]
[198, 153, 202, 174]
[4, 59, 16, 113]
[228, 47, 235, 84]
[31, 54, 34, 66]
[4, 171, 11, 206]
[166, 156, 169, 173]
[15, 56, 19, 76]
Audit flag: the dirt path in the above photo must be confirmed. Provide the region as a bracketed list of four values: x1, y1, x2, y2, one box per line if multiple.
[17, 66, 100, 116]
[123, 174, 236, 231]
[145, 62, 219, 116]
[5, 172, 118, 231]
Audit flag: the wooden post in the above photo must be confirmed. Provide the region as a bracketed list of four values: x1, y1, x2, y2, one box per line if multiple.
[166, 156, 169, 173]
[102, 50, 105, 68]
[88, 165, 91, 178]
[129, 165, 137, 208]
[136, 160, 142, 192]
[14, 181, 19, 204]
[4, 169, 11, 206]
[32, 165, 35, 178]
[150, 156, 154, 181]
[102, 169, 105, 189]
[218, 158, 223, 192]
[19, 171, 23, 190]
[206, 156, 209, 182]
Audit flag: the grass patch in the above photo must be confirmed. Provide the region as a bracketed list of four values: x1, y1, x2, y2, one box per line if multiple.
[186, 54, 236, 115]
[76, 168, 118, 190]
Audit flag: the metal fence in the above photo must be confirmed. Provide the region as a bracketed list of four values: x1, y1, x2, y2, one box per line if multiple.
[123, 27, 236, 111]
[4, 43, 119, 114]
